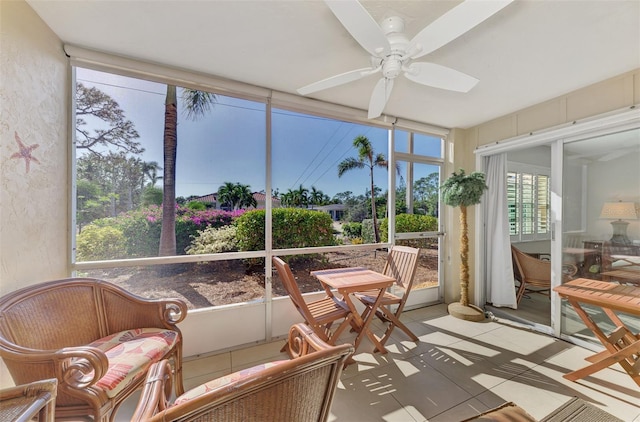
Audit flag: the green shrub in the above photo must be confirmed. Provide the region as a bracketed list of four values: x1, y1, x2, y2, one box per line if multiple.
[235, 208, 336, 251]
[114, 211, 161, 257]
[341, 222, 362, 239]
[186, 201, 206, 210]
[81, 206, 242, 259]
[76, 225, 127, 261]
[187, 225, 239, 254]
[379, 213, 438, 243]
[141, 186, 163, 206]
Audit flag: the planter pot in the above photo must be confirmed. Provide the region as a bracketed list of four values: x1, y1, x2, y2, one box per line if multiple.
[448, 302, 485, 322]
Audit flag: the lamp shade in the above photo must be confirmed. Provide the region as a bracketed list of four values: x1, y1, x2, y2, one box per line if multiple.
[599, 201, 638, 220]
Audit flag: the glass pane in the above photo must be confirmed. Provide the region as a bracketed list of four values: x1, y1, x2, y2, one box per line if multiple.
[272, 249, 438, 297]
[561, 128, 640, 345]
[80, 261, 265, 310]
[74, 68, 266, 261]
[272, 108, 390, 245]
[393, 160, 441, 294]
[396, 162, 441, 217]
[394, 130, 443, 158]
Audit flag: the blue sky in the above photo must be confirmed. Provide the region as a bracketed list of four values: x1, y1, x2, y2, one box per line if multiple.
[77, 68, 441, 199]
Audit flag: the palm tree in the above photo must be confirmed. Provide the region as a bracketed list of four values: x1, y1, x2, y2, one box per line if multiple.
[141, 161, 162, 189]
[293, 184, 309, 208]
[217, 182, 257, 210]
[159, 86, 216, 257]
[217, 181, 239, 210]
[338, 135, 399, 243]
[441, 169, 488, 321]
[234, 183, 257, 209]
[280, 191, 294, 207]
[310, 186, 324, 209]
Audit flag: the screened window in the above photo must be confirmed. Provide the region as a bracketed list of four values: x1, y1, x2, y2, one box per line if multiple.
[508, 164, 550, 241]
[72, 65, 442, 310]
[272, 108, 390, 244]
[74, 68, 265, 261]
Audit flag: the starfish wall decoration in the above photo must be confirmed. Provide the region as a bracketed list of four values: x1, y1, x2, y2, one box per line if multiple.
[10, 131, 40, 173]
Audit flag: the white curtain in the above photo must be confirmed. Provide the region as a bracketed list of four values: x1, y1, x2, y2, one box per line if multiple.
[485, 154, 517, 308]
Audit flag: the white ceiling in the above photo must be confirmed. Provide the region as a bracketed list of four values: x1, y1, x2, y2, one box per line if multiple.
[26, 0, 640, 129]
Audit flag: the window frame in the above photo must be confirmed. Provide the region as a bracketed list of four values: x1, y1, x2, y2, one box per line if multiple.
[68, 49, 450, 311]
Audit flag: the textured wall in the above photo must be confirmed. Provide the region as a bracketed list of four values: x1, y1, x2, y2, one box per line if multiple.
[0, 0, 69, 294]
[464, 69, 640, 148]
[443, 70, 639, 305]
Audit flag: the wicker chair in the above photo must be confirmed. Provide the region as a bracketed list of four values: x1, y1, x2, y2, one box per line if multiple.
[511, 246, 579, 305]
[511, 245, 552, 304]
[0, 278, 188, 422]
[131, 323, 354, 422]
[0, 378, 57, 422]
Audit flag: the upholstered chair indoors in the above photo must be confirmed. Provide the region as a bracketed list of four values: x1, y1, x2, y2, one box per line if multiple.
[0, 278, 188, 421]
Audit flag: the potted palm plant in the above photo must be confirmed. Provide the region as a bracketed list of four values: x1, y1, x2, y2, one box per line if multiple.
[441, 169, 488, 321]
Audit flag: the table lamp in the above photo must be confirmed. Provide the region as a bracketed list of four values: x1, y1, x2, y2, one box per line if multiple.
[599, 201, 638, 245]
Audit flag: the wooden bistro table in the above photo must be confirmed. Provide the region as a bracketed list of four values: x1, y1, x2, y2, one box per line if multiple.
[553, 278, 640, 387]
[601, 268, 640, 286]
[311, 267, 395, 355]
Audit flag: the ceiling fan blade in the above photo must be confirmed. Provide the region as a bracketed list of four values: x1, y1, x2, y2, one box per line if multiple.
[404, 62, 478, 93]
[298, 67, 377, 95]
[324, 0, 390, 57]
[368, 77, 394, 119]
[408, 0, 513, 59]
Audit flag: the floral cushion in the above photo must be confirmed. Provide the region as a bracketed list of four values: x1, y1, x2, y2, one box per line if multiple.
[88, 328, 179, 398]
[173, 361, 286, 406]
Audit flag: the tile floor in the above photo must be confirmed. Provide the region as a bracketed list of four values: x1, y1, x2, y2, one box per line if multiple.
[119, 304, 640, 421]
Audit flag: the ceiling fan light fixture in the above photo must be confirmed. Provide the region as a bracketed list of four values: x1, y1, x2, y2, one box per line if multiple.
[382, 57, 403, 78]
[298, 0, 513, 118]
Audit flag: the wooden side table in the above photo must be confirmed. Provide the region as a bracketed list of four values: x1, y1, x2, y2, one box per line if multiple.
[553, 279, 640, 387]
[0, 379, 57, 422]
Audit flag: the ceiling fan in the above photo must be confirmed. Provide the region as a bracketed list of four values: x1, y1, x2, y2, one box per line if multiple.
[298, 0, 513, 119]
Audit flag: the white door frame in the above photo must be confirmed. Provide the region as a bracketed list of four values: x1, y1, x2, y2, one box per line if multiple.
[473, 107, 640, 335]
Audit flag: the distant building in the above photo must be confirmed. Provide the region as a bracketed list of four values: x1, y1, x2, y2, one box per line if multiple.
[251, 192, 282, 209]
[315, 204, 345, 221]
[191, 192, 281, 210]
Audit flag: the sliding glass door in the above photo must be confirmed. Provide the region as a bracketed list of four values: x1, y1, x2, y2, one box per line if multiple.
[477, 114, 640, 343]
[560, 128, 640, 344]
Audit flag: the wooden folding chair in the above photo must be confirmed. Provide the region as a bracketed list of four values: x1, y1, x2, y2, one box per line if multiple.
[273, 257, 354, 355]
[355, 246, 420, 347]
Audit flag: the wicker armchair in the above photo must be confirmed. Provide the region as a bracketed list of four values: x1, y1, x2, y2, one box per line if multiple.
[0, 278, 188, 422]
[511, 245, 552, 305]
[0, 378, 57, 422]
[511, 246, 578, 304]
[131, 323, 354, 422]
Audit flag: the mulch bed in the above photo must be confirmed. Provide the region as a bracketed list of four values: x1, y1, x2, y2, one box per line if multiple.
[84, 248, 438, 309]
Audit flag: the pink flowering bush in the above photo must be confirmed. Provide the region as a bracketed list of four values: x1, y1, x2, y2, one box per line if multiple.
[77, 205, 245, 260]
